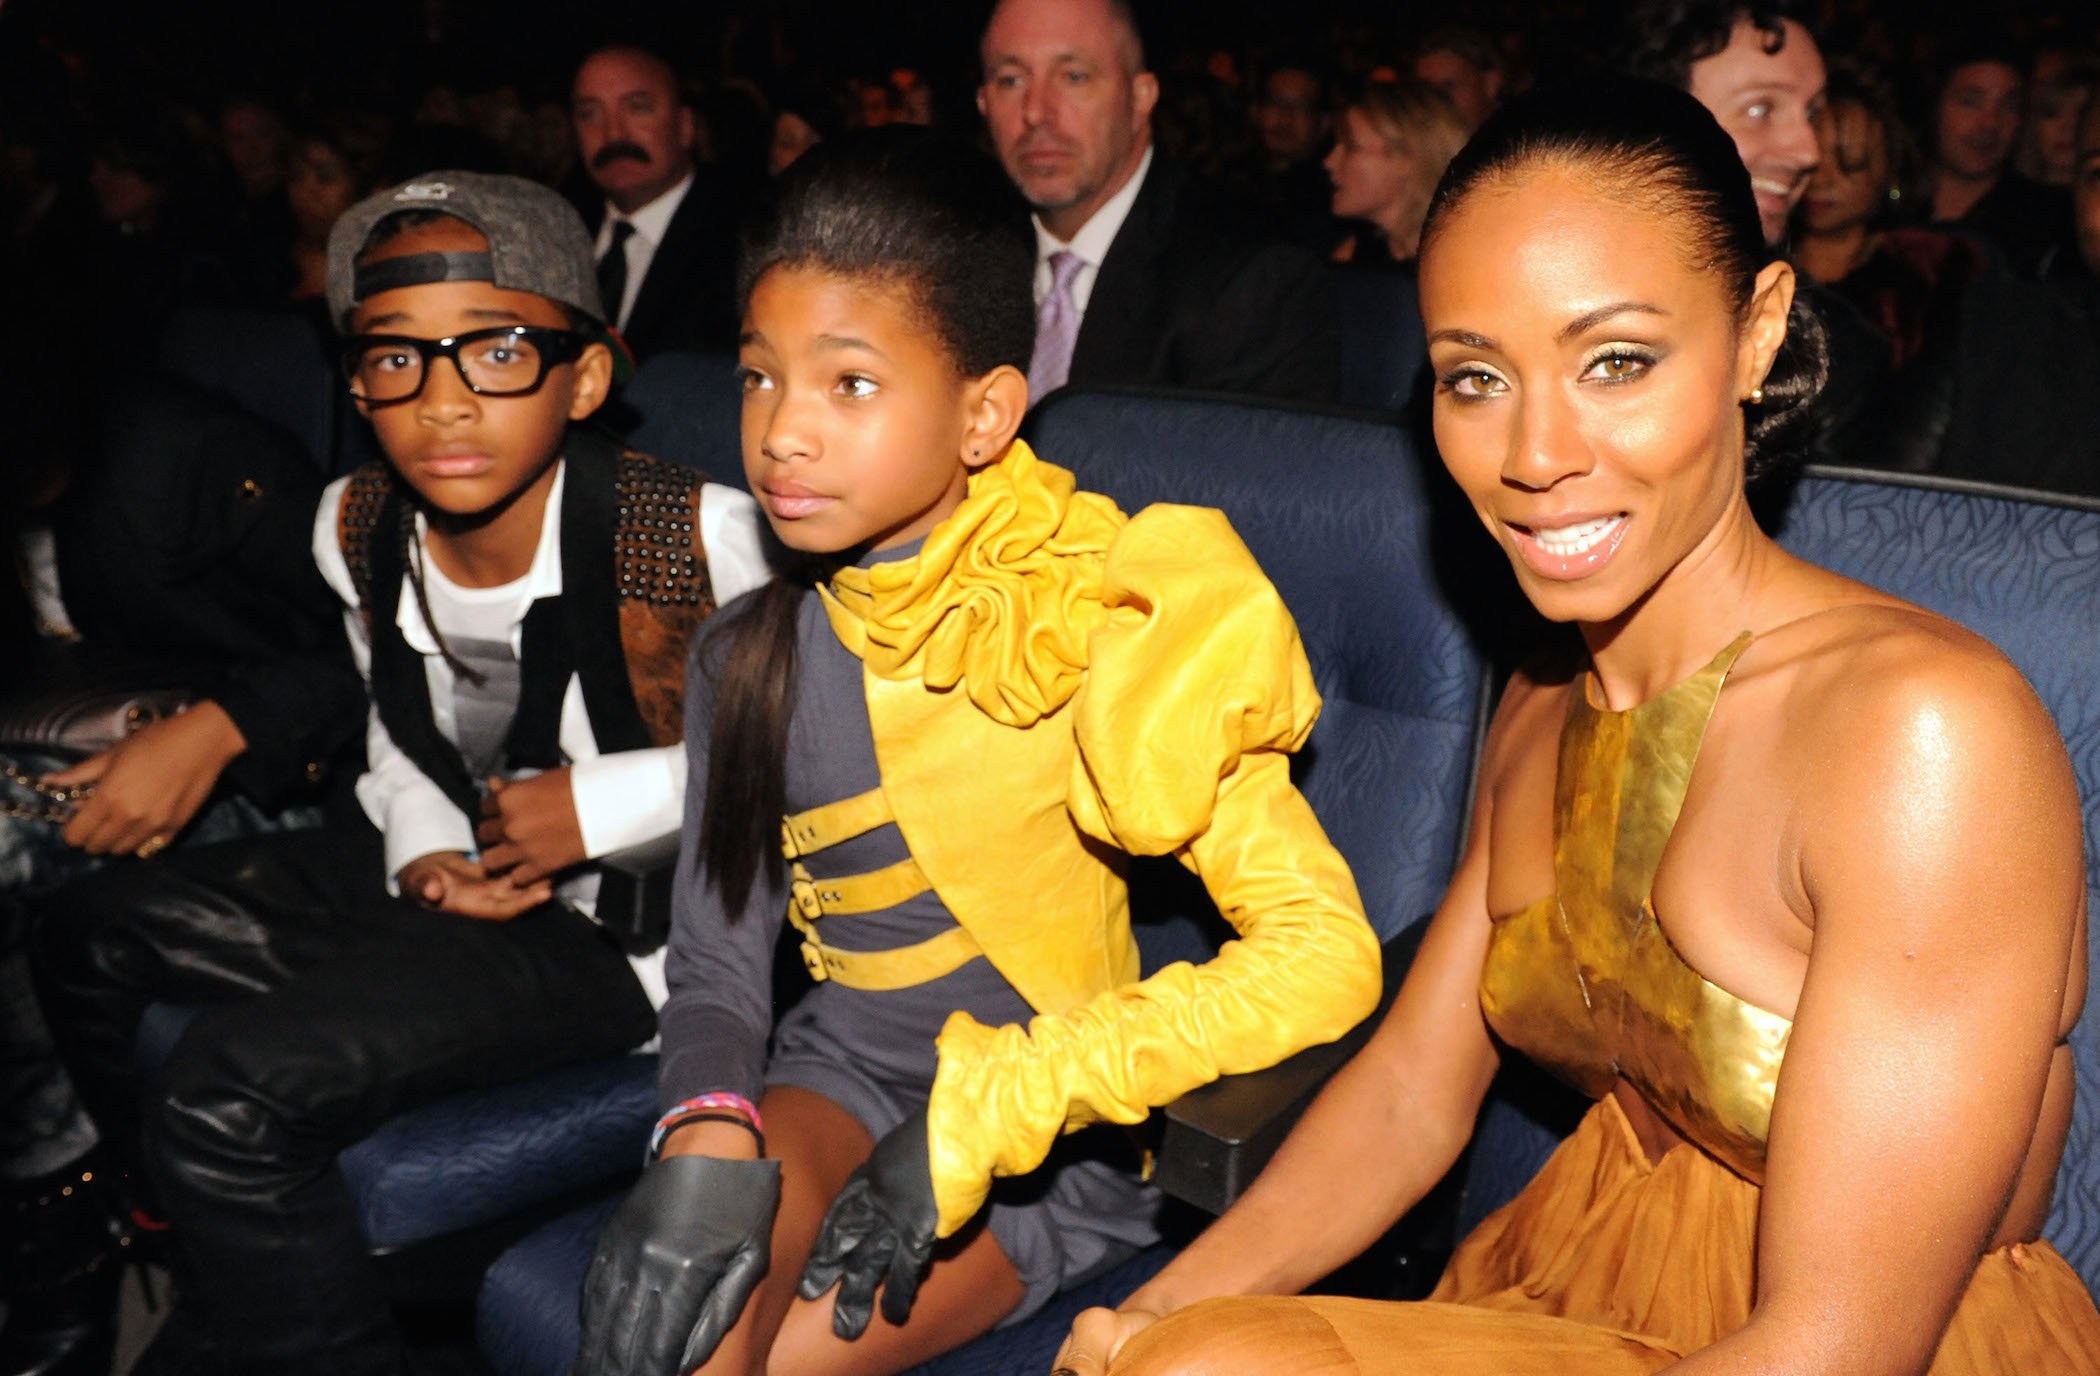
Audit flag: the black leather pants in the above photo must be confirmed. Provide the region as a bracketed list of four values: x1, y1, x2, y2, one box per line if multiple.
[30, 823, 655, 1376]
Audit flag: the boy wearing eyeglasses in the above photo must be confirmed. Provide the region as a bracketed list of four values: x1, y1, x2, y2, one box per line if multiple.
[31, 170, 768, 1373]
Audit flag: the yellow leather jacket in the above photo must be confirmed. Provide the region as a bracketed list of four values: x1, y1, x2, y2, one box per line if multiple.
[820, 442, 1381, 1235]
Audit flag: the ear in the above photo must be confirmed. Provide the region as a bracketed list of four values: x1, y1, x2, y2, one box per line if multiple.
[1737, 259, 1795, 400]
[975, 84, 989, 119]
[1131, 72, 1160, 130]
[1484, 70, 1506, 102]
[958, 364, 1028, 471]
[567, 342, 615, 421]
[676, 105, 698, 154]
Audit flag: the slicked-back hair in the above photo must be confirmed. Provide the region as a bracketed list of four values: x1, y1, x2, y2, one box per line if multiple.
[1421, 79, 1829, 482]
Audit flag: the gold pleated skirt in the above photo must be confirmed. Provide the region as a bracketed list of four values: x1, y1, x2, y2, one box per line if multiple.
[1113, 1097, 2100, 1374]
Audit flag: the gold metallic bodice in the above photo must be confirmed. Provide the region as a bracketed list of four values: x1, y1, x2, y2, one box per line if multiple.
[1480, 632, 1792, 1183]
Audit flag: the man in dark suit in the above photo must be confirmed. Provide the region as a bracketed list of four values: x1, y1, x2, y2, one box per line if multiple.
[571, 44, 739, 361]
[978, 0, 1337, 405]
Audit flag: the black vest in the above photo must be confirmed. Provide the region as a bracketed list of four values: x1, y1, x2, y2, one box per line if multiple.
[337, 432, 716, 950]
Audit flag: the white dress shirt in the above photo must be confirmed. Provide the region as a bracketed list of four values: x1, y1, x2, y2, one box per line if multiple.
[1032, 146, 1154, 321]
[591, 171, 695, 331]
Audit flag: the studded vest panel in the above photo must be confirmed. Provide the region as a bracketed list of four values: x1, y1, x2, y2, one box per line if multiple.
[336, 446, 715, 749]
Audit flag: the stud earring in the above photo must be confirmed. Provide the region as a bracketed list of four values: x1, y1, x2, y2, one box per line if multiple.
[1748, 386, 1765, 406]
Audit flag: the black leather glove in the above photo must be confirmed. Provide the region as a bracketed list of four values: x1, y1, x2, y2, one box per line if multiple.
[575, 1153, 781, 1376]
[797, 1107, 939, 1340]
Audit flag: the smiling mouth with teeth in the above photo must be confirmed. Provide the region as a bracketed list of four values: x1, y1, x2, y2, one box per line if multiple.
[1532, 515, 1626, 556]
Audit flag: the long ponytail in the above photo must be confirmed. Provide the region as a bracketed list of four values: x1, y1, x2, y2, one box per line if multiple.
[694, 560, 827, 915]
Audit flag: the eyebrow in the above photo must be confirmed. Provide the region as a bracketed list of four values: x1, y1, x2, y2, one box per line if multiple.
[1557, 301, 1668, 341]
[1426, 302, 1669, 353]
[1426, 328, 1500, 350]
[814, 333, 892, 361]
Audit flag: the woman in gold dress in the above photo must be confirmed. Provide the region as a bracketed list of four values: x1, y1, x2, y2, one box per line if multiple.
[1052, 78, 2100, 1376]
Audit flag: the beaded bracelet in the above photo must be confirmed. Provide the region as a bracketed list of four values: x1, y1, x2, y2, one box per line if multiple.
[653, 1111, 765, 1159]
[649, 1092, 765, 1160]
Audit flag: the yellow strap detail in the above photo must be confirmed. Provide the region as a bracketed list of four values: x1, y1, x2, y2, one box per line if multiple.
[787, 857, 931, 921]
[780, 789, 895, 859]
[783, 908, 984, 990]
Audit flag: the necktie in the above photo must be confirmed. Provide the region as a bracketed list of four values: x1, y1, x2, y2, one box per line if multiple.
[1028, 250, 1085, 401]
[596, 219, 635, 328]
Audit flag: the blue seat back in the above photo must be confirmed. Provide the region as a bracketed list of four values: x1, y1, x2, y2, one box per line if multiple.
[1457, 469, 2100, 1290]
[1028, 388, 1494, 951]
[1330, 268, 1426, 413]
[618, 351, 746, 489]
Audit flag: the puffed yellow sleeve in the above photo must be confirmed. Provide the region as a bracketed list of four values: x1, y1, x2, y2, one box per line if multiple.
[923, 505, 1383, 1235]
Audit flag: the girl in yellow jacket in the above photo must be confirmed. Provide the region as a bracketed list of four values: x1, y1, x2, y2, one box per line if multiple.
[574, 128, 1381, 1376]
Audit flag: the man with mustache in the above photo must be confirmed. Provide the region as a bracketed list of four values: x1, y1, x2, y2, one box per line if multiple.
[572, 43, 739, 362]
[978, 0, 1337, 405]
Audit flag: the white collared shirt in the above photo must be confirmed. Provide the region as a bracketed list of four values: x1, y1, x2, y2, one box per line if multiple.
[1032, 146, 1154, 320]
[311, 462, 769, 1006]
[592, 171, 695, 331]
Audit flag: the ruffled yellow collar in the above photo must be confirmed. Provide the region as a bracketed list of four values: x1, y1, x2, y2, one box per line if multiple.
[818, 441, 1125, 727]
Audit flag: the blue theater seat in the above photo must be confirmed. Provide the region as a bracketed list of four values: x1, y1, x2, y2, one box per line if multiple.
[617, 351, 747, 490]
[474, 386, 1503, 1373]
[1456, 469, 2100, 1297]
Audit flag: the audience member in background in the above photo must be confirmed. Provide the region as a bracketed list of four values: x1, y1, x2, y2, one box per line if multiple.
[892, 68, 937, 126]
[217, 94, 294, 274]
[1412, 26, 1507, 132]
[572, 43, 740, 360]
[1924, 44, 2072, 278]
[1323, 78, 1469, 269]
[82, 107, 258, 331]
[283, 117, 386, 305]
[2018, 58, 2094, 190]
[1875, 96, 2100, 493]
[847, 73, 900, 129]
[1619, 0, 1824, 248]
[767, 84, 843, 177]
[977, 0, 1337, 404]
[1792, 67, 1983, 369]
[1618, 0, 1889, 463]
[1248, 57, 1336, 251]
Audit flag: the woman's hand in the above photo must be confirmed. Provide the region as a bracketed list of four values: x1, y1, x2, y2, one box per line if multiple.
[395, 850, 552, 919]
[577, 1153, 783, 1376]
[51, 701, 246, 856]
[1050, 1304, 1161, 1375]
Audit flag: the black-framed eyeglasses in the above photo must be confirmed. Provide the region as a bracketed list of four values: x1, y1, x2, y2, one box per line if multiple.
[339, 326, 589, 406]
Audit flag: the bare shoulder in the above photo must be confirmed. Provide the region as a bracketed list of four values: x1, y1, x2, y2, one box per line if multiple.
[1759, 600, 2060, 765]
[1752, 598, 2081, 906]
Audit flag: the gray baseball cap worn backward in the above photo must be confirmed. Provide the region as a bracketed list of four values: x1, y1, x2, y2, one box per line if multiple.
[325, 170, 608, 331]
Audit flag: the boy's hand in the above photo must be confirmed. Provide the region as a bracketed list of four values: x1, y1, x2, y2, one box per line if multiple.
[52, 702, 246, 857]
[475, 770, 586, 884]
[397, 850, 552, 920]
